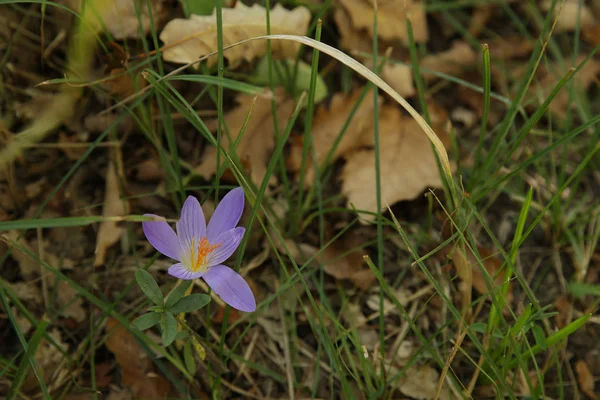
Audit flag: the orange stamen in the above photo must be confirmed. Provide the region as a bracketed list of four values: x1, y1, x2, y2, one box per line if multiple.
[191, 237, 221, 272]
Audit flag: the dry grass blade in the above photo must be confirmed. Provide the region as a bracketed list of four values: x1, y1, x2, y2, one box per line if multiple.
[268, 35, 452, 178]
[341, 105, 451, 216]
[102, 34, 452, 183]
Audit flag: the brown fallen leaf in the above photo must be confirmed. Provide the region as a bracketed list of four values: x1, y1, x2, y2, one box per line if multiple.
[340, 105, 450, 217]
[106, 388, 133, 400]
[576, 360, 598, 400]
[583, 20, 600, 45]
[94, 161, 128, 267]
[66, 0, 167, 39]
[334, 8, 374, 54]
[553, 294, 571, 328]
[11, 306, 33, 335]
[194, 90, 296, 187]
[23, 328, 69, 393]
[287, 89, 382, 184]
[102, 43, 147, 99]
[487, 37, 534, 61]
[380, 62, 416, 98]
[4, 231, 39, 280]
[333, 10, 415, 98]
[342, 302, 368, 328]
[322, 230, 375, 291]
[396, 364, 450, 400]
[55, 280, 86, 322]
[160, 3, 310, 67]
[541, 0, 596, 34]
[132, 157, 165, 182]
[94, 361, 114, 388]
[420, 41, 478, 83]
[449, 244, 511, 302]
[105, 317, 171, 398]
[6, 282, 42, 305]
[468, 5, 496, 37]
[338, 0, 428, 43]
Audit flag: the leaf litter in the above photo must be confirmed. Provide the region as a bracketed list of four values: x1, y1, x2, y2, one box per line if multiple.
[160, 2, 311, 67]
[194, 89, 296, 187]
[1, 0, 600, 398]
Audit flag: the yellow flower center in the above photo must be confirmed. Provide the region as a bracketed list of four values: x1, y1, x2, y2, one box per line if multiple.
[191, 237, 221, 272]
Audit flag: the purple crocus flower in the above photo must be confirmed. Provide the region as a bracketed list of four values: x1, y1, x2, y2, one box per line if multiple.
[142, 187, 256, 312]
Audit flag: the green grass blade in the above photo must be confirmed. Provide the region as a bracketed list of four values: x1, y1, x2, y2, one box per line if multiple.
[166, 75, 267, 95]
[473, 43, 491, 171]
[7, 318, 50, 399]
[510, 313, 591, 368]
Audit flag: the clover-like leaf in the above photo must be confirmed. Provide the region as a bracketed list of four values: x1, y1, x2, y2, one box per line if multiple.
[165, 280, 193, 309]
[135, 269, 164, 306]
[160, 312, 178, 347]
[168, 294, 211, 314]
[130, 312, 162, 331]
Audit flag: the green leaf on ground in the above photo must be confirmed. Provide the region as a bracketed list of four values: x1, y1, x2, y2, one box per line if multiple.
[135, 270, 164, 306]
[131, 312, 162, 331]
[168, 293, 211, 314]
[160, 313, 178, 347]
[165, 281, 193, 309]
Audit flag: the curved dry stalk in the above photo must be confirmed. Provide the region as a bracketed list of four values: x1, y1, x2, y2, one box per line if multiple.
[5, 24, 453, 187]
[103, 34, 453, 183]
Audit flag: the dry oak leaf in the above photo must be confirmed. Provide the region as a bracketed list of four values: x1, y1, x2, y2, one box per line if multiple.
[333, 10, 415, 98]
[338, 0, 428, 43]
[105, 317, 171, 399]
[449, 244, 512, 304]
[23, 329, 69, 393]
[66, 0, 166, 39]
[6, 282, 42, 305]
[420, 41, 477, 83]
[341, 105, 450, 216]
[4, 231, 39, 280]
[322, 231, 375, 290]
[583, 22, 600, 46]
[160, 3, 311, 68]
[576, 360, 598, 400]
[397, 364, 450, 400]
[487, 37, 534, 61]
[542, 0, 596, 34]
[288, 89, 382, 183]
[334, 8, 373, 54]
[194, 90, 296, 187]
[381, 62, 416, 98]
[56, 280, 86, 322]
[94, 162, 128, 267]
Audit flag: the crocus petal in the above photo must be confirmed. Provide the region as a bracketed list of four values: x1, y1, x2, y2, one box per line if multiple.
[177, 196, 206, 251]
[142, 214, 181, 260]
[168, 263, 204, 280]
[206, 227, 245, 267]
[202, 265, 256, 312]
[206, 187, 244, 240]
